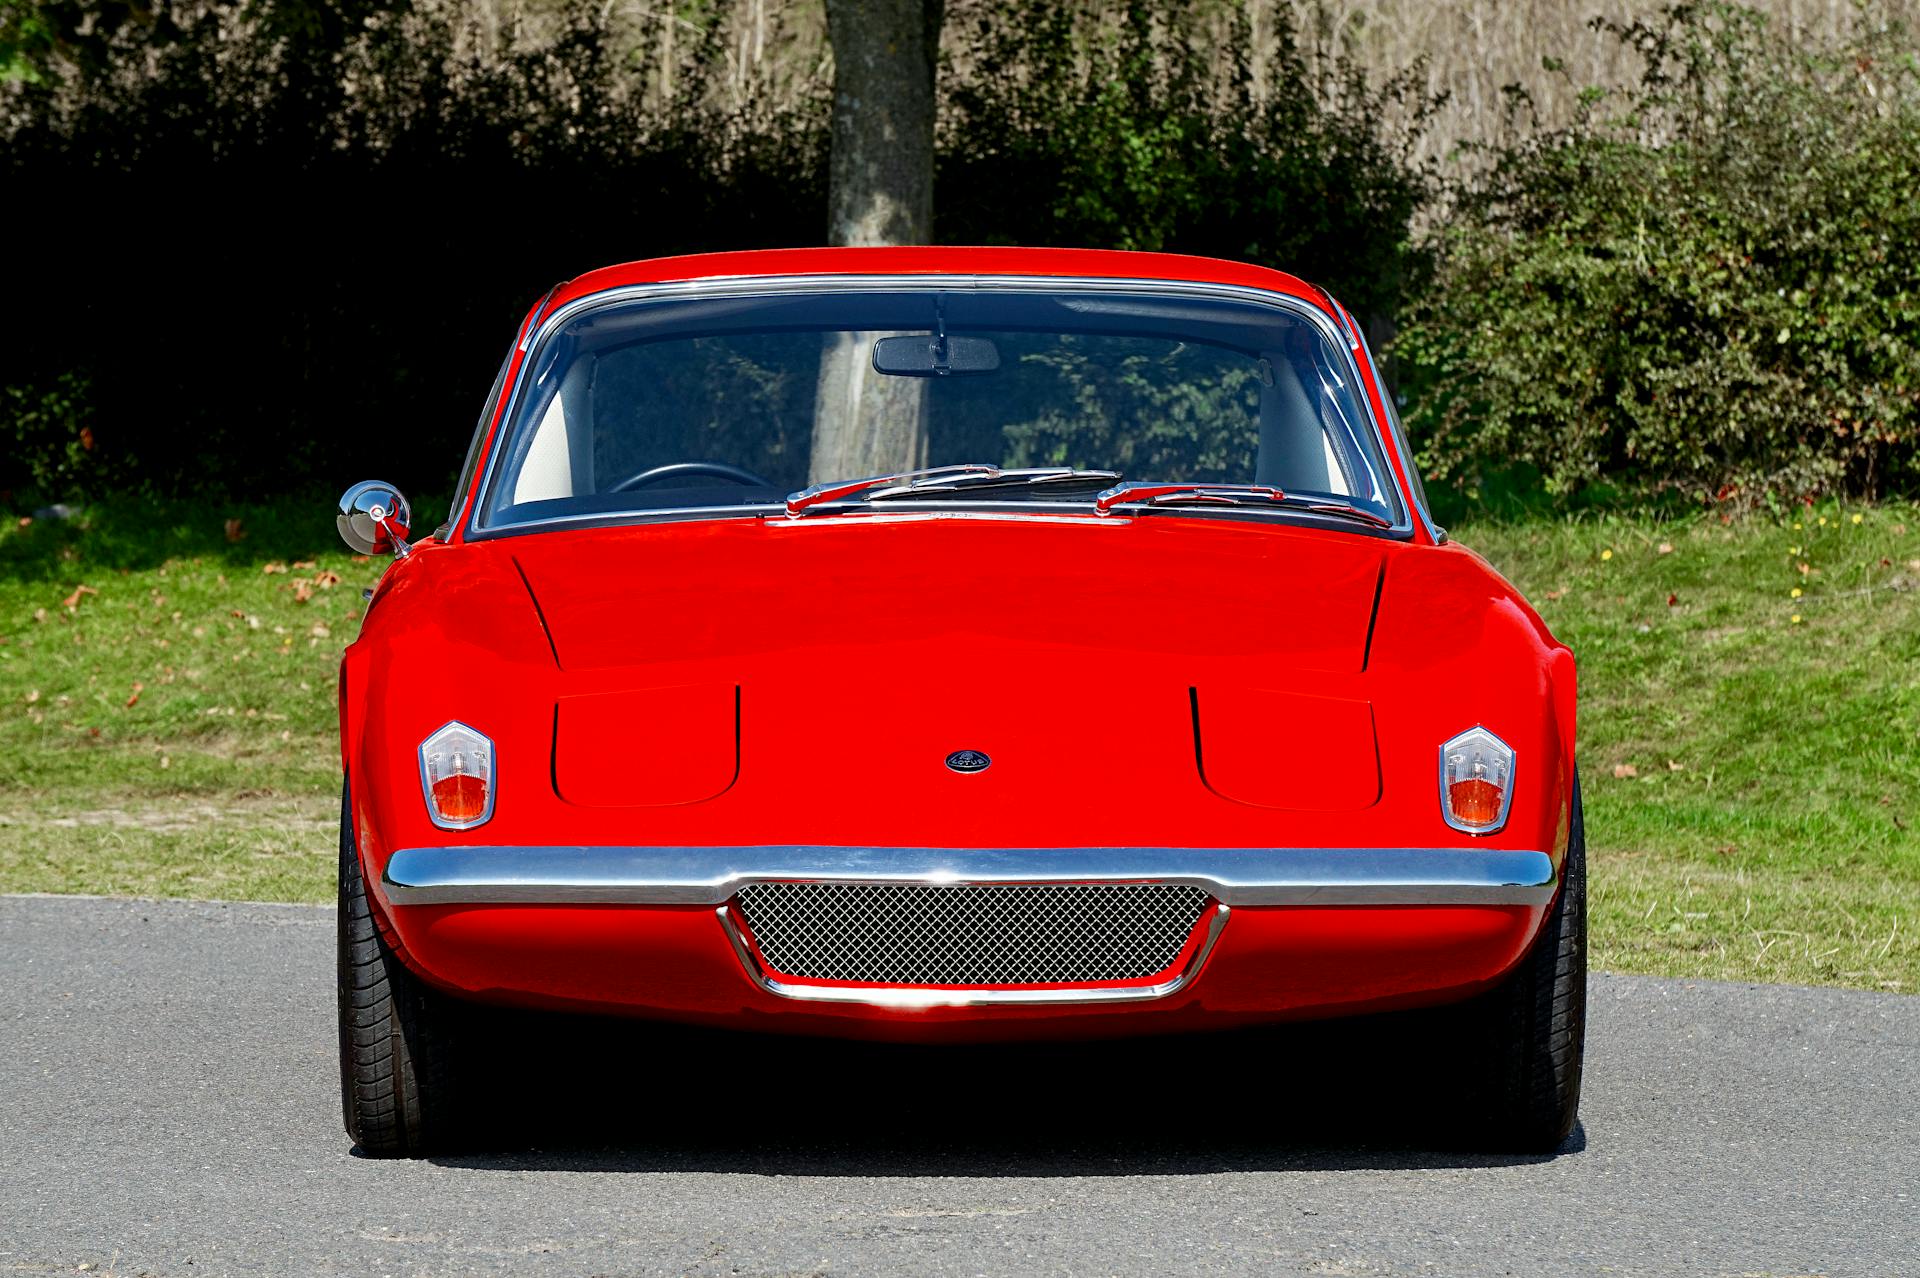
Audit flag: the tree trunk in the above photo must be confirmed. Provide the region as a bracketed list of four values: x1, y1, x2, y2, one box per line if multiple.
[809, 0, 944, 483]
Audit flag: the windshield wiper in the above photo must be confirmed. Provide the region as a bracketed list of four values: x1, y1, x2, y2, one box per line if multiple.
[785, 464, 998, 516]
[1092, 482, 1395, 527]
[1288, 498, 1395, 528]
[866, 467, 1119, 501]
[788, 469, 1395, 527]
[785, 465, 1117, 516]
[1092, 482, 1287, 515]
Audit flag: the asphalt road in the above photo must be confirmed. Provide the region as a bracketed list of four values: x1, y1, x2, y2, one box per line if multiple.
[2, 895, 1915, 1278]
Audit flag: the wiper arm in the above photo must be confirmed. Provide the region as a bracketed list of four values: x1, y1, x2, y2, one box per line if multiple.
[1093, 481, 1287, 516]
[866, 467, 1120, 501]
[785, 464, 998, 516]
[786, 465, 1118, 515]
[1286, 497, 1395, 528]
[1092, 482, 1395, 527]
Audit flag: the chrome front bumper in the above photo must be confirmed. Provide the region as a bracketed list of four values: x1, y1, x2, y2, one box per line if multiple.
[379, 845, 1558, 1011]
[381, 844, 1557, 908]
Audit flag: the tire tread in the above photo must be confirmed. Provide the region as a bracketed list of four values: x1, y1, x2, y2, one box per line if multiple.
[337, 781, 464, 1157]
[1453, 770, 1588, 1152]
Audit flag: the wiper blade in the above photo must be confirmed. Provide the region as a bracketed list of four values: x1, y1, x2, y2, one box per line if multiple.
[866, 467, 1120, 501]
[785, 464, 999, 516]
[786, 465, 1118, 515]
[1092, 482, 1395, 528]
[1093, 482, 1287, 516]
[1287, 498, 1394, 528]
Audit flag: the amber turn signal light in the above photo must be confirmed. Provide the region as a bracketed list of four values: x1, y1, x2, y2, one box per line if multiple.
[419, 721, 495, 829]
[1440, 727, 1513, 835]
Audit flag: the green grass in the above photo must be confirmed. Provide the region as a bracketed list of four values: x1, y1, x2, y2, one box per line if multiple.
[1462, 505, 1920, 992]
[1, 496, 1915, 991]
[0, 499, 398, 902]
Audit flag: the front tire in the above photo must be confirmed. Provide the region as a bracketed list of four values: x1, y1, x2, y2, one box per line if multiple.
[1448, 771, 1588, 1152]
[337, 782, 467, 1156]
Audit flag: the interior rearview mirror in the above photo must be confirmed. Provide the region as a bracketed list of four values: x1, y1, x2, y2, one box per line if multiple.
[872, 333, 1001, 377]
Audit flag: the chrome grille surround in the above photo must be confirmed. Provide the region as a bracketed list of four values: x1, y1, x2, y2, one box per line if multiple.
[732, 880, 1213, 987]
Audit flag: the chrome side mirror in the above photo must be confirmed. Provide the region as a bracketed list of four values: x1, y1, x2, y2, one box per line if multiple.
[337, 480, 414, 558]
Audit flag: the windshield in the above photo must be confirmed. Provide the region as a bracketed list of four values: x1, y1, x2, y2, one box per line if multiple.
[475, 286, 1404, 531]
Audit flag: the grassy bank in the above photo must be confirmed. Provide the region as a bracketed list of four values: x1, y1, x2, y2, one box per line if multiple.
[0, 501, 383, 902]
[1465, 509, 1919, 992]
[1, 498, 1915, 990]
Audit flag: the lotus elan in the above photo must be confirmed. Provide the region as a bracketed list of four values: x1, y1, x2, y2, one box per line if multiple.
[335, 247, 1585, 1156]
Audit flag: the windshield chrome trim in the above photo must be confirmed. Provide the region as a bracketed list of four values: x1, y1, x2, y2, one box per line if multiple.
[381, 844, 1558, 907]
[714, 900, 1231, 1008]
[466, 501, 1410, 542]
[1344, 307, 1448, 546]
[464, 273, 1413, 540]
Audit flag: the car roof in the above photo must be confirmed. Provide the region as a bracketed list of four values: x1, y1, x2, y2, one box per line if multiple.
[545, 246, 1335, 315]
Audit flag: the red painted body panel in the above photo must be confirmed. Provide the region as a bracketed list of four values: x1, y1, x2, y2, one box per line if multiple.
[343, 247, 1577, 1040]
[393, 901, 1542, 1042]
[544, 246, 1330, 318]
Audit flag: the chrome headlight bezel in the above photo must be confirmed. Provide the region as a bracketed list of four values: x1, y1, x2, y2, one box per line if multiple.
[1438, 726, 1516, 836]
[418, 719, 497, 831]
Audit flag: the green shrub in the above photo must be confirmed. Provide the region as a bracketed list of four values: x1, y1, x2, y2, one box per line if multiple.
[1, 0, 1439, 503]
[941, 0, 1438, 326]
[1, 0, 828, 502]
[1395, 3, 1920, 507]
[0, 373, 127, 500]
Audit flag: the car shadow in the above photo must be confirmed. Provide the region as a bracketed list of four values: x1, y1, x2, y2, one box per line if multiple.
[420, 1009, 1586, 1175]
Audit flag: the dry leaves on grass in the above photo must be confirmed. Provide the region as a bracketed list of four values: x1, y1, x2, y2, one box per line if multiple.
[61, 584, 97, 611]
[1612, 763, 1639, 779]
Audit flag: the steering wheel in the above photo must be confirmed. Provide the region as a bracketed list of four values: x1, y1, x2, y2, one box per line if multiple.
[607, 461, 775, 493]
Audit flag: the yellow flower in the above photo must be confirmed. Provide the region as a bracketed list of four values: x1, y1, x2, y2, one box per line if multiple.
[1789, 545, 1801, 555]
[1793, 521, 1803, 530]
[1600, 548, 1614, 561]
[1790, 587, 1803, 599]
[1791, 614, 1803, 624]
[1818, 516, 1828, 526]
[1851, 513, 1864, 525]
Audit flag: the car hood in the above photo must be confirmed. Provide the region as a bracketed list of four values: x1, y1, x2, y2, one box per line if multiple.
[352, 515, 1572, 851]
[497, 514, 1391, 825]
[509, 513, 1386, 676]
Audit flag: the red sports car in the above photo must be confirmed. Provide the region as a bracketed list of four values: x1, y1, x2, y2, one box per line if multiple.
[335, 247, 1584, 1157]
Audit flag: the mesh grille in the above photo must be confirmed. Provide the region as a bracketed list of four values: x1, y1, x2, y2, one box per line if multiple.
[733, 881, 1212, 986]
